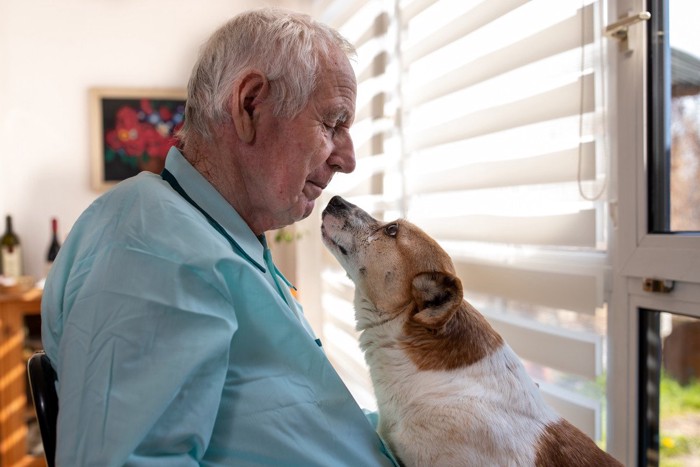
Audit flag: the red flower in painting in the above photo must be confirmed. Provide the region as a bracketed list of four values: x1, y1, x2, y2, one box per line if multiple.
[105, 106, 146, 157]
[140, 99, 153, 115]
[104, 98, 185, 165]
[143, 127, 173, 160]
[159, 106, 172, 121]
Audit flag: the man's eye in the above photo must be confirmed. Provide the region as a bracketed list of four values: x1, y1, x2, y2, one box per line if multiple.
[324, 123, 337, 135]
[384, 223, 399, 237]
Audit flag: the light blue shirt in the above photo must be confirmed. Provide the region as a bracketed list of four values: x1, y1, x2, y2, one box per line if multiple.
[42, 147, 396, 466]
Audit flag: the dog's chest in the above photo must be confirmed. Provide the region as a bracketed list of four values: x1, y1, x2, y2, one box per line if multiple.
[363, 339, 561, 466]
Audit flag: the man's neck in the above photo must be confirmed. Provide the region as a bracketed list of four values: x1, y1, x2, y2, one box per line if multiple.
[182, 135, 267, 236]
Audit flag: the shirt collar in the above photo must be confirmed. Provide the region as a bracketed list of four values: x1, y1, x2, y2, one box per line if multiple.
[164, 147, 266, 271]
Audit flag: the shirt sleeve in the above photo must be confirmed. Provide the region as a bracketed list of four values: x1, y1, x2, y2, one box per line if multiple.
[52, 246, 237, 466]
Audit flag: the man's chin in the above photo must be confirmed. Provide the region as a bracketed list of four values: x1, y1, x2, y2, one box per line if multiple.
[301, 199, 316, 219]
[286, 199, 316, 225]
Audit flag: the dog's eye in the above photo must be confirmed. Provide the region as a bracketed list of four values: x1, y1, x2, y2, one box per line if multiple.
[384, 223, 399, 237]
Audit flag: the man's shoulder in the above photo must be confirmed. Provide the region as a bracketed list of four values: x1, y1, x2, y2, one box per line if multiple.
[94, 172, 202, 224]
[73, 172, 222, 253]
[102, 171, 173, 205]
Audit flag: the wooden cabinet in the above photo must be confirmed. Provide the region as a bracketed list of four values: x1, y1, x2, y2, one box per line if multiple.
[0, 289, 46, 467]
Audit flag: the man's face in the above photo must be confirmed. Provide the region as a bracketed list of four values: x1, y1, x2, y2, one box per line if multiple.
[248, 46, 357, 232]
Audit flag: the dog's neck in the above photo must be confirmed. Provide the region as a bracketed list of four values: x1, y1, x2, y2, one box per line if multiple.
[354, 296, 412, 333]
[359, 298, 504, 370]
[357, 297, 510, 404]
[403, 299, 505, 371]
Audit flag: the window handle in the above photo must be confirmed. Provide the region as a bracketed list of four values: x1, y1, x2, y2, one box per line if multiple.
[605, 11, 651, 52]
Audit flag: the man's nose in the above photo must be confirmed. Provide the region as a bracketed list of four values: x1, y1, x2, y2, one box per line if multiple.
[328, 132, 356, 174]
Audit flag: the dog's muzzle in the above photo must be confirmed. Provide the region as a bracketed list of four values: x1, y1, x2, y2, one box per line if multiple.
[323, 195, 355, 218]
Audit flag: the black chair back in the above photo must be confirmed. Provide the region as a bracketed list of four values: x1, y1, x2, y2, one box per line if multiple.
[27, 350, 58, 467]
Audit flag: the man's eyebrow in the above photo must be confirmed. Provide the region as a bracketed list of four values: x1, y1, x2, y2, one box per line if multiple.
[324, 106, 351, 123]
[336, 111, 349, 123]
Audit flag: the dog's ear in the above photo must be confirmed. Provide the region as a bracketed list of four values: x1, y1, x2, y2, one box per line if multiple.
[411, 271, 463, 328]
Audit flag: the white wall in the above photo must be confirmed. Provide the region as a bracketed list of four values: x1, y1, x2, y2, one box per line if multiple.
[0, 0, 309, 279]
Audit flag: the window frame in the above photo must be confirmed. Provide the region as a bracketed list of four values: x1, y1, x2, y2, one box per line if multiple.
[608, 0, 700, 464]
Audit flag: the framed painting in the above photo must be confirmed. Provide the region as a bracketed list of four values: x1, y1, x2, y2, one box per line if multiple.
[90, 87, 186, 191]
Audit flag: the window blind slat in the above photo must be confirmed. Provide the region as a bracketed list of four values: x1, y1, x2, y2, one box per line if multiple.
[407, 143, 596, 193]
[318, 0, 372, 31]
[322, 268, 356, 300]
[405, 3, 595, 107]
[399, 0, 438, 25]
[454, 260, 601, 315]
[352, 117, 394, 156]
[322, 294, 357, 333]
[328, 152, 398, 194]
[403, 0, 529, 64]
[485, 311, 602, 379]
[356, 40, 392, 85]
[420, 210, 597, 248]
[407, 74, 596, 151]
[539, 382, 600, 440]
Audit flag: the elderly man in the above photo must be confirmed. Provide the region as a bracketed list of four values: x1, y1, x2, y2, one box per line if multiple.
[42, 8, 397, 466]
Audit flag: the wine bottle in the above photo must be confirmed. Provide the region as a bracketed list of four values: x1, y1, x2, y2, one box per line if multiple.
[46, 217, 61, 273]
[1, 215, 23, 277]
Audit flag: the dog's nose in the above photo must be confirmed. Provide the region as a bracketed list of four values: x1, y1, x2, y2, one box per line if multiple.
[328, 196, 348, 209]
[323, 196, 353, 218]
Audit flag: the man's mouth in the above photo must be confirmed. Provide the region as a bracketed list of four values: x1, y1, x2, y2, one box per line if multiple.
[304, 180, 327, 200]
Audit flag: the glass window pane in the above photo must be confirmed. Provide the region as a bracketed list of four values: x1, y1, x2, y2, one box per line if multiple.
[649, 0, 700, 232]
[639, 310, 700, 466]
[669, 2, 700, 231]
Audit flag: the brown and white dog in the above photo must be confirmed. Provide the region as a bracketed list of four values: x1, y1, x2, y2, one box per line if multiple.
[321, 196, 622, 467]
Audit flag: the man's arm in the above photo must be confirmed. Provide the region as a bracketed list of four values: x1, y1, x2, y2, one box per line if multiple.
[52, 247, 236, 466]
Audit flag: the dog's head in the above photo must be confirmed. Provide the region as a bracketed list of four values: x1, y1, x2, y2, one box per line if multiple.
[321, 195, 463, 330]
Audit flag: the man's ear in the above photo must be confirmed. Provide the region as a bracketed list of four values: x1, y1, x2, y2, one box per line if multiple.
[231, 71, 270, 144]
[411, 271, 463, 329]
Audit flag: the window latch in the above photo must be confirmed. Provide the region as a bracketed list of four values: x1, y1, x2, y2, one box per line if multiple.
[643, 278, 675, 294]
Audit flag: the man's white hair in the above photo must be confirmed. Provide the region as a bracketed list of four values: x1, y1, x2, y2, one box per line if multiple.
[178, 8, 356, 145]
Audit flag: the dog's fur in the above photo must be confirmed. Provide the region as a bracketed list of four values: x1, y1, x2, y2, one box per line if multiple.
[321, 196, 622, 467]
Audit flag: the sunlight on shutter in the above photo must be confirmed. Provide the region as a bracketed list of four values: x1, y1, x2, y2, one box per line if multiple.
[312, 0, 610, 440]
